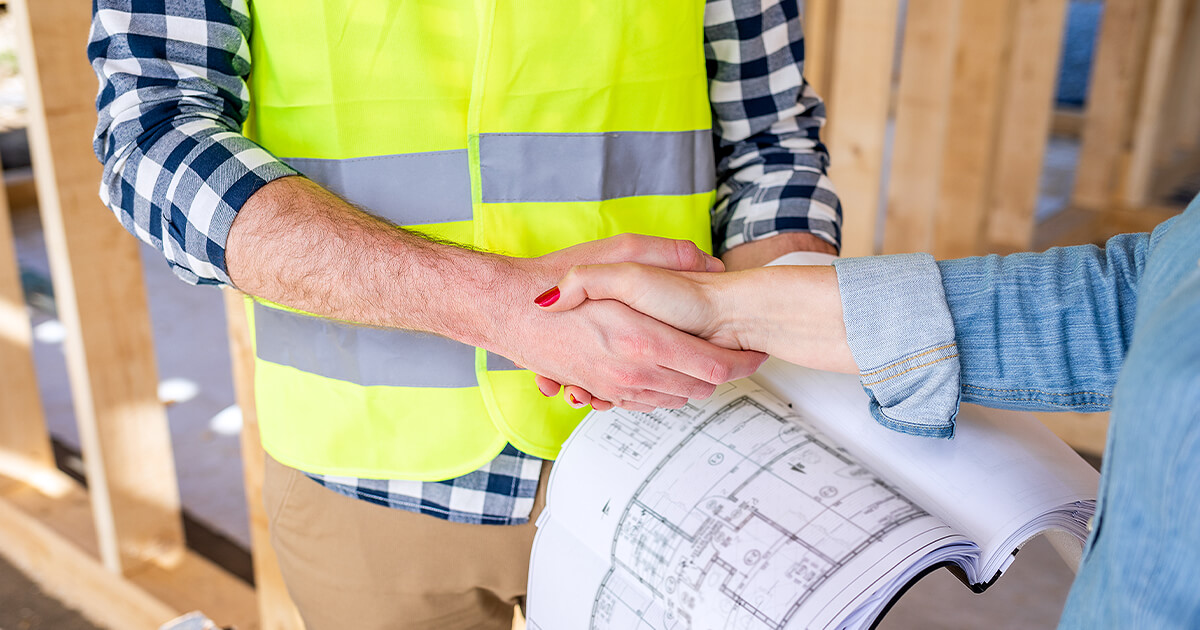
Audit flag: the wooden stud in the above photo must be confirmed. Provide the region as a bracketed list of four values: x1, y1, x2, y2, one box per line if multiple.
[882, 0, 963, 255]
[1175, 0, 1200, 153]
[1125, 0, 1188, 206]
[1072, 0, 1157, 209]
[1033, 203, 1184, 251]
[801, 0, 838, 102]
[932, 0, 1018, 259]
[824, 0, 902, 257]
[1150, 0, 1195, 166]
[984, 0, 1070, 251]
[225, 290, 306, 630]
[0, 158, 53, 470]
[11, 0, 185, 574]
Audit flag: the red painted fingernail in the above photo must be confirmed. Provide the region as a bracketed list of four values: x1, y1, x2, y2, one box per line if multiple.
[570, 394, 580, 405]
[534, 287, 560, 307]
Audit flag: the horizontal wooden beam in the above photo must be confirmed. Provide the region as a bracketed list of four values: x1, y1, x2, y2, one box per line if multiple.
[0, 470, 258, 630]
[1032, 204, 1185, 251]
[1034, 411, 1109, 457]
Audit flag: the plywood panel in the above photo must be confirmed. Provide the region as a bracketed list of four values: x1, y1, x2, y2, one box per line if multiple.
[882, 0, 963, 254]
[984, 0, 1070, 250]
[824, 0, 901, 257]
[11, 0, 184, 574]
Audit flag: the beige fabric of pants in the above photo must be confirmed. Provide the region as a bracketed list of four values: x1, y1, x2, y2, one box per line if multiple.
[264, 455, 552, 630]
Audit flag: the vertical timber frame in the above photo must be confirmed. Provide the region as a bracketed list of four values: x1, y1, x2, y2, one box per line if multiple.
[823, 0, 902, 257]
[11, 0, 186, 575]
[1072, 0, 1158, 209]
[0, 154, 54, 476]
[1124, 0, 1188, 205]
[224, 290, 306, 630]
[930, 0, 1017, 259]
[983, 0, 1070, 251]
[882, 0, 964, 255]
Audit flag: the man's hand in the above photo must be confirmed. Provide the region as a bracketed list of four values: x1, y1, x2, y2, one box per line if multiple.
[486, 236, 768, 412]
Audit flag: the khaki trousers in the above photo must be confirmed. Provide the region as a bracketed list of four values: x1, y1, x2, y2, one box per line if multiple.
[263, 455, 551, 630]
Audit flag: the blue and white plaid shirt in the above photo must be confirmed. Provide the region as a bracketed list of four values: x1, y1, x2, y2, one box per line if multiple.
[90, 0, 841, 525]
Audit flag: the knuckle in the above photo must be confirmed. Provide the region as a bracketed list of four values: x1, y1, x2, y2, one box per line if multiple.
[560, 265, 583, 285]
[675, 239, 699, 269]
[706, 360, 733, 384]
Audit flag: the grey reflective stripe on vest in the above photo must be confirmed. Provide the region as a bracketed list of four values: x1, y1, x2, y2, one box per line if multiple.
[479, 130, 714, 203]
[254, 302, 520, 388]
[282, 130, 713, 226]
[284, 151, 473, 225]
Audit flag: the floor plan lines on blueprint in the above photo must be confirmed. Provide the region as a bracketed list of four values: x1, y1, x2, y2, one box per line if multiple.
[590, 396, 926, 630]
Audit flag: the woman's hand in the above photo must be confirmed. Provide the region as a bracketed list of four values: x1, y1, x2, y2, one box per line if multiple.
[531, 263, 745, 411]
[538, 263, 742, 348]
[533, 263, 858, 410]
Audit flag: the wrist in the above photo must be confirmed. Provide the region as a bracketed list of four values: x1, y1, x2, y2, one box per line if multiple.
[455, 254, 562, 356]
[706, 269, 772, 352]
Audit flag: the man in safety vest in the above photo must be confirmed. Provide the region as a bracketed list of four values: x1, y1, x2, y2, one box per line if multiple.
[90, 0, 841, 627]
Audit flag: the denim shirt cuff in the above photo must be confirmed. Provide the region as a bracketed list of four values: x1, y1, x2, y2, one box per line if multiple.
[832, 254, 961, 438]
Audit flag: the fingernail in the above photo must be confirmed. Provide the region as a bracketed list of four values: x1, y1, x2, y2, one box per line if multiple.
[570, 394, 580, 406]
[534, 286, 560, 307]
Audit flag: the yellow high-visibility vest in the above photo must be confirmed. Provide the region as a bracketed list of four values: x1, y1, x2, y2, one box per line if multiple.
[242, 0, 715, 480]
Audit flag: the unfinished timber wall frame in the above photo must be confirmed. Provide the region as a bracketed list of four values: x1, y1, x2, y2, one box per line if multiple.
[0, 0, 259, 628]
[0, 1, 1195, 628]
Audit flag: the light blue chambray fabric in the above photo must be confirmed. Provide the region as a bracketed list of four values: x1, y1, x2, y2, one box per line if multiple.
[832, 254, 961, 437]
[835, 195, 1200, 627]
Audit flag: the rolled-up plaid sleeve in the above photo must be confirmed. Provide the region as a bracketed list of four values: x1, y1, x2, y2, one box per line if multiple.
[705, 0, 842, 255]
[89, 0, 297, 286]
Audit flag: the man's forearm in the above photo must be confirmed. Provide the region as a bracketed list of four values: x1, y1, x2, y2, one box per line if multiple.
[224, 176, 766, 407]
[225, 175, 509, 347]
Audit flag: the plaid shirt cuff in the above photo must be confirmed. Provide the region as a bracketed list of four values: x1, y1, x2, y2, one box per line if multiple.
[100, 120, 298, 285]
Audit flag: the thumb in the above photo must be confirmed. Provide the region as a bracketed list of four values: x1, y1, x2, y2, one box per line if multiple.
[534, 263, 647, 313]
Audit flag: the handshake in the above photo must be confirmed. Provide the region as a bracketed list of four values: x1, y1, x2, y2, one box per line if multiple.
[488, 234, 856, 413]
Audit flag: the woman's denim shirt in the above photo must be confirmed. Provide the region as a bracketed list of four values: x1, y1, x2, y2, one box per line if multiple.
[832, 195, 1200, 628]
